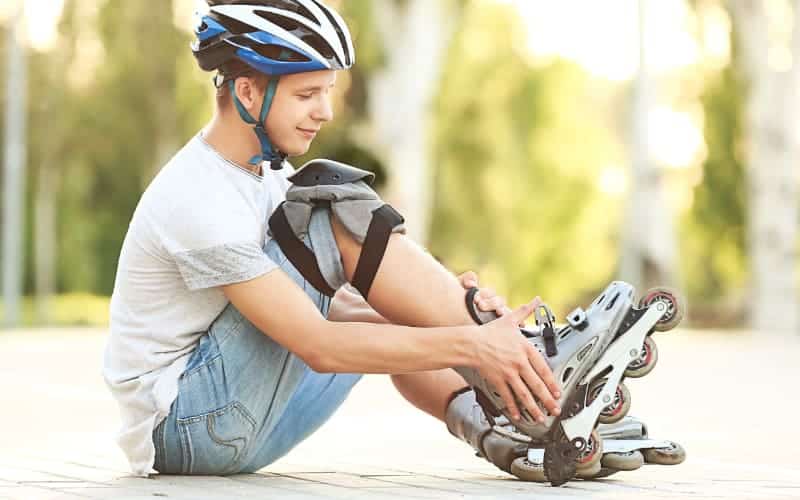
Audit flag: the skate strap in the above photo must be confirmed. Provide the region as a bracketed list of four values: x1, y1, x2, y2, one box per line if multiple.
[270, 203, 338, 296]
[351, 204, 404, 300]
[269, 198, 404, 300]
[465, 287, 499, 325]
[473, 388, 501, 426]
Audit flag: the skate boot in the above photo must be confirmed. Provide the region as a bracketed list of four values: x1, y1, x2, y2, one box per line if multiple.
[445, 387, 604, 480]
[444, 388, 528, 474]
[456, 281, 685, 486]
[445, 390, 684, 482]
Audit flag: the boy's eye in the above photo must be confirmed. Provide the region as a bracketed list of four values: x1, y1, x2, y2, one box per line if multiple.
[298, 93, 313, 99]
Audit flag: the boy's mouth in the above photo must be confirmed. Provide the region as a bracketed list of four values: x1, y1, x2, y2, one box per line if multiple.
[298, 128, 319, 138]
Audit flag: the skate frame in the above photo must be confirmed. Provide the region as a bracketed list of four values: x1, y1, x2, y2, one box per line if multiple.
[526, 438, 673, 462]
[528, 302, 667, 462]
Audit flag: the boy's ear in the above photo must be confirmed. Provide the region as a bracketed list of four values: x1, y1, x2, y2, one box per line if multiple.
[234, 76, 269, 109]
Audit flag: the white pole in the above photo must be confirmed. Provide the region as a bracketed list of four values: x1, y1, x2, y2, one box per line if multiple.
[620, 0, 649, 287]
[3, 2, 28, 328]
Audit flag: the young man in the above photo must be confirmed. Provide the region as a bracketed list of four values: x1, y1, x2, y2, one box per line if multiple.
[104, 0, 659, 482]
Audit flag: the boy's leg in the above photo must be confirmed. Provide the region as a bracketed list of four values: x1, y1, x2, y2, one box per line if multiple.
[331, 216, 478, 328]
[329, 214, 540, 474]
[266, 168, 550, 472]
[154, 234, 353, 475]
[329, 215, 487, 421]
[391, 369, 468, 421]
[324, 212, 488, 421]
[239, 368, 362, 472]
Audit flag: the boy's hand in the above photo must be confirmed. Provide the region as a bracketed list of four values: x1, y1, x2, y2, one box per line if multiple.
[475, 297, 561, 423]
[457, 271, 524, 327]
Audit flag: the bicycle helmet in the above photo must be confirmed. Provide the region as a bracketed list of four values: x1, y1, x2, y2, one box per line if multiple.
[192, 0, 355, 170]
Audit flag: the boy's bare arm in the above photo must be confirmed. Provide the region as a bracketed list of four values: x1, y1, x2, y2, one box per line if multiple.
[327, 285, 390, 324]
[222, 270, 480, 374]
[328, 274, 511, 326]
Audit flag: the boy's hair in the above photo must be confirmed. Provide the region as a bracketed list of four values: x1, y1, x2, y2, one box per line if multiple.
[215, 60, 269, 109]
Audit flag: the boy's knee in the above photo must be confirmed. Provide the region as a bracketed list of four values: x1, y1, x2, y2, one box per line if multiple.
[269, 159, 405, 300]
[330, 213, 361, 256]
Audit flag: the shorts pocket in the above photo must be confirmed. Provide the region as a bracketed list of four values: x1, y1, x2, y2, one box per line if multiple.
[177, 400, 256, 475]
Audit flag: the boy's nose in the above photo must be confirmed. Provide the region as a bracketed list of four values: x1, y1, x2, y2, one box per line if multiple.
[314, 98, 334, 122]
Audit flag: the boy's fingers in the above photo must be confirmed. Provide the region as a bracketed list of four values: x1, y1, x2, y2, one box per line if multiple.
[460, 271, 478, 288]
[521, 364, 560, 416]
[509, 376, 545, 423]
[513, 297, 541, 322]
[477, 297, 506, 313]
[528, 345, 561, 399]
[495, 381, 520, 421]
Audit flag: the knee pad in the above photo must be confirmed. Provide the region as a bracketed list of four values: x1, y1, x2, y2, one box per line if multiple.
[269, 159, 406, 299]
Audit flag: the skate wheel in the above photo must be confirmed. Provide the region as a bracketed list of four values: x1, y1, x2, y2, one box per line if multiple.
[575, 460, 602, 479]
[576, 430, 603, 471]
[601, 450, 645, 471]
[592, 467, 620, 479]
[639, 287, 686, 332]
[510, 457, 547, 482]
[642, 441, 686, 465]
[592, 382, 631, 425]
[625, 336, 659, 378]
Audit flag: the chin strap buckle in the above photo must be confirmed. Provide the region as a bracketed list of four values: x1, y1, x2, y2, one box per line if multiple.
[270, 152, 287, 171]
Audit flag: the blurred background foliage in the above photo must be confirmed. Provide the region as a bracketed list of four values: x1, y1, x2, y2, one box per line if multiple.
[0, 0, 771, 328]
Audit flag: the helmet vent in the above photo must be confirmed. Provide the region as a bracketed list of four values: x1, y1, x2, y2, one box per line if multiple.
[210, 12, 252, 35]
[237, 38, 311, 62]
[262, 44, 310, 62]
[300, 32, 336, 60]
[255, 11, 336, 62]
[256, 11, 303, 33]
[265, 0, 320, 25]
[310, 0, 350, 66]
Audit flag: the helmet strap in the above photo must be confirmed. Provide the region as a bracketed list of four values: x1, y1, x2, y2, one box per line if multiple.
[228, 76, 285, 171]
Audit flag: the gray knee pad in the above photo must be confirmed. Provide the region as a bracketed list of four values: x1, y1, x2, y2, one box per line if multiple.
[269, 159, 406, 299]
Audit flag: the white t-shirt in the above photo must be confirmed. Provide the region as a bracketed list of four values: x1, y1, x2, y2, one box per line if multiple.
[102, 134, 294, 477]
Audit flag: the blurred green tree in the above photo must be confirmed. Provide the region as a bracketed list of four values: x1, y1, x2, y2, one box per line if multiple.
[680, 59, 747, 326]
[428, 0, 619, 312]
[19, 0, 211, 298]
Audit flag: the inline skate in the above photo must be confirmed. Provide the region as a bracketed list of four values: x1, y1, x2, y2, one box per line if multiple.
[456, 281, 685, 485]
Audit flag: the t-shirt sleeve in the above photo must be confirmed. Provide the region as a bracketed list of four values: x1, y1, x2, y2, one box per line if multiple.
[159, 198, 278, 291]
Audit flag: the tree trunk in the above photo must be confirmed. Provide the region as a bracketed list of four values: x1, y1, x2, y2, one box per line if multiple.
[367, 0, 455, 244]
[620, 0, 679, 291]
[2, 4, 28, 328]
[34, 163, 58, 324]
[729, 0, 800, 334]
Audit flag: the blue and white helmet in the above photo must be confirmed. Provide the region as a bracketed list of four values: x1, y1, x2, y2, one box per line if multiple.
[192, 0, 355, 77]
[191, 0, 355, 170]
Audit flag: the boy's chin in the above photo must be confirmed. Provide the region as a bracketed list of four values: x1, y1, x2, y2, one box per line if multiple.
[281, 144, 311, 158]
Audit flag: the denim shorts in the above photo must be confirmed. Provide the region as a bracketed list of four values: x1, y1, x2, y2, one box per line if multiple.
[152, 218, 361, 475]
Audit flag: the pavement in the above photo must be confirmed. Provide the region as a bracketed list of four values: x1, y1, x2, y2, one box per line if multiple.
[0, 326, 798, 500]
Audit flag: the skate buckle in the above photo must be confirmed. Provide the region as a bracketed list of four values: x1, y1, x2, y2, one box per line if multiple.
[535, 304, 558, 357]
[566, 307, 588, 331]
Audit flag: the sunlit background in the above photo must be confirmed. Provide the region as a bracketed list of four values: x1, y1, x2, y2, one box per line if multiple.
[0, 0, 797, 335]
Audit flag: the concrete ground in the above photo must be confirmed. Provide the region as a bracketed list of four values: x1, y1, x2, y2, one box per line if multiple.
[0, 326, 798, 500]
